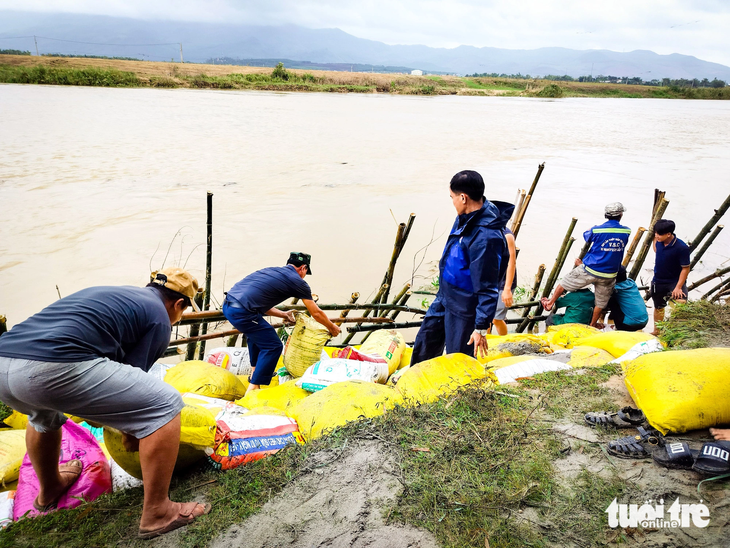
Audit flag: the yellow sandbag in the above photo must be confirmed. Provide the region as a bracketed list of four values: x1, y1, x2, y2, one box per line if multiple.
[102, 402, 216, 480]
[359, 330, 406, 375]
[165, 360, 246, 401]
[289, 381, 403, 441]
[484, 355, 535, 371]
[243, 406, 287, 417]
[574, 331, 655, 358]
[0, 430, 26, 486]
[478, 333, 552, 364]
[396, 354, 489, 405]
[235, 381, 310, 413]
[624, 348, 730, 434]
[545, 323, 600, 348]
[3, 411, 27, 430]
[568, 346, 614, 368]
[388, 365, 410, 385]
[398, 347, 413, 370]
[283, 314, 330, 377]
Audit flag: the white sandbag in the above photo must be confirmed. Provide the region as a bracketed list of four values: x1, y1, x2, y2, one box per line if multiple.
[110, 459, 143, 493]
[204, 347, 253, 376]
[295, 358, 390, 392]
[0, 491, 14, 529]
[489, 359, 572, 385]
[148, 362, 172, 381]
[609, 339, 664, 365]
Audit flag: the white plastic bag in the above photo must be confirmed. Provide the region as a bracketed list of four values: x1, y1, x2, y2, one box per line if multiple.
[489, 359, 572, 385]
[204, 347, 252, 376]
[609, 339, 664, 365]
[110, 459, 143, 493]
[296, 358, 389, 392]
[0, 491, 14, 529]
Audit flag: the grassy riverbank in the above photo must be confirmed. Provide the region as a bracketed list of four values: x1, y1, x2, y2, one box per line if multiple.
[1, 54, 728, 99]
[658, 300, 730, 348]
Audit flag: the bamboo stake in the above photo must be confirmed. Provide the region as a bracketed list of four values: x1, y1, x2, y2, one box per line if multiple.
[226, 333, 240, 347]
[360, 283, 410, 343]
[347, 320, 421, 334]
[0, 315, 6, 336]
[528, 237, 575, 331]
[508, 300, 540, 309]
[515, 264, 546, 333]
[389, 291, 412, 322]
[185, 292, 204, 360]
[510, 189, 526, 231]
[713, 284, 730, 302]
[339, 292, 360, 320]
[689, 225, 724, 270]
[702, 277, 730, 300]
[687, 265, 730, 292]
[341, 284, 388, 345]
[622, 227, 647, 267]
[629, 198, 669, 281]
[543, 218, 578, 298]
[512, 162, 545, 238]
[689, 192, 730, 251]
[577, 239, 591, 261]
[197, 191, 214, 361]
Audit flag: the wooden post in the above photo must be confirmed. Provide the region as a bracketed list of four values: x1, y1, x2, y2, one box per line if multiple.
[689, 225, 724, 270]
[629, 198, 669, 281]
[689, 192, 730, 251]
[0, 315, 6, 337]
[543, 218, 578, 298]
[197, 191, 214, 361]
[226, 333, 240, 347]
[528, 237, 574, 331]
[341, 284, 388, 345]
[622, 227, 647, 267]
[701, 276, 730, 300]
[509, 189, 526, 231]
[185, 292, 204, 360]
[360, 283, 410, 343]
[389, 291, 412, 322]
[380, 213, 416, 303]
[339, 292, 360, 320]
[515, 264, 546, 333]
[512, 162, 545, 238]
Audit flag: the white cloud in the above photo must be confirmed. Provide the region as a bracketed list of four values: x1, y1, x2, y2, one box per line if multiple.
[2, 0, 729, 66]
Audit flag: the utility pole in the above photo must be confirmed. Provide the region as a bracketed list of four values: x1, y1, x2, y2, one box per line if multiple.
[34, 35, 39, 56]
[179, 43, 184, 63]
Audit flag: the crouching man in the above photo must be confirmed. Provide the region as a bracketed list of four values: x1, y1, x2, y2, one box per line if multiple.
[0, 268, 209, 539]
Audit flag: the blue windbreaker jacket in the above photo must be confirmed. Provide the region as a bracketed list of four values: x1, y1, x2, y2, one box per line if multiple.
[436, 200, 514, 329]
[581, 220, 631, 278]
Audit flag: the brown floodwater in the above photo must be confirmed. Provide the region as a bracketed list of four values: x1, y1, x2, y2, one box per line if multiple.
[1, 84, 729, 339]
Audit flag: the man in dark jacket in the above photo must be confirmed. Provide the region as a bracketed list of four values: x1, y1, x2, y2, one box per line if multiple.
[411, 170, 513, 365]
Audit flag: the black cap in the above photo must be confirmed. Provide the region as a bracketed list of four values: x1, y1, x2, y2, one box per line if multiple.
[287, 251, 312, 274]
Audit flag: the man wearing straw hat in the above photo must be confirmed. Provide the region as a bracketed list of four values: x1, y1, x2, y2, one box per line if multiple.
[0, 267, 210, 539]
[223, 252, 341, 394]
[541, 202, 631, 327]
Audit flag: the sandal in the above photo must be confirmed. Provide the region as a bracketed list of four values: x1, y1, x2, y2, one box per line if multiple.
[607, 426, 664, 459]
[33, 459, 83, 512]
[652, 441, 699, 470]
[585, 407, 647, 429]
[692, 441, 730, 476]
[138, 501, 211, 540]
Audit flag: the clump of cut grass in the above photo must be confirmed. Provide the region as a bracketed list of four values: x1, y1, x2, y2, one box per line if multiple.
[659, 300, 730, 348]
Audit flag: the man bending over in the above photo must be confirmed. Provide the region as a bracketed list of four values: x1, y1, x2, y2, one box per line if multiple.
[0, 268, 207, 539]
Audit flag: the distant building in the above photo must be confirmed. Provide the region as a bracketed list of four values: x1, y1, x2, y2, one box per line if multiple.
[411, 69, 423, 76]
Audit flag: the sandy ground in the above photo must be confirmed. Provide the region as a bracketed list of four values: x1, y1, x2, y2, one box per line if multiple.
[208, 440, 438, 548]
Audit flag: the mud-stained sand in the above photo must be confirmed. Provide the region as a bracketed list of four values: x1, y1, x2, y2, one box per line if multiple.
[210, 440, 438, 548]
[549, 372, 730, 548]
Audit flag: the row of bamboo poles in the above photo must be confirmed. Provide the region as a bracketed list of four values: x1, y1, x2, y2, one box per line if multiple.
[171, 168, 730, 356]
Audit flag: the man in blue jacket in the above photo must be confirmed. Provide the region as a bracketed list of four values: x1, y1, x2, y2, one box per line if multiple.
[542, 203, 631, 327]
[412, 170, 513, 365]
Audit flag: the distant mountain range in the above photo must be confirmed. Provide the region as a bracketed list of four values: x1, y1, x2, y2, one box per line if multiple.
[2, 10, 729, 80]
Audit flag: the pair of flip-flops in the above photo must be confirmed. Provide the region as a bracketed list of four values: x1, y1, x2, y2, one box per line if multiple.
[653, 440, 730, 476]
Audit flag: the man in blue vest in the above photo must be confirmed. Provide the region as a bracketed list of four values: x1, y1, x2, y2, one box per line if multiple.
[411, 170, 512, 365]
[542, 203, 631, 327]
[223, 252, 341, 393]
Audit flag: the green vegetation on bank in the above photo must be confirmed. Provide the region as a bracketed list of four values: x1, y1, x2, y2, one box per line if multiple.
[1, 59, 729, 99]
[658, 300, 730, 349]
[2, 363, 638, 548]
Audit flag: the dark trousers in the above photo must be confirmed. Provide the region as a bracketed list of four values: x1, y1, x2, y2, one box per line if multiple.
[411, 300, 475, 366]
[222, 302, 282, 385]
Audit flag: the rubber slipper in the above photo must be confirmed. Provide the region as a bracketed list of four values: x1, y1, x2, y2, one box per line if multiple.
[607, 426, 664, 459]
[585, 406, 647, 428]
[138, 502, 211, 540]
[652, 441, 699, 470]
[33, 459, 83, 512]
[692, 441, 730, 476]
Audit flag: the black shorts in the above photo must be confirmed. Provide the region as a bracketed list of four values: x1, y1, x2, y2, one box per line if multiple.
[650, 281, 688, 310]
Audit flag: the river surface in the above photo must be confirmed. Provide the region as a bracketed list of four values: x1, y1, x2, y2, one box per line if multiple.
[1, 85, 729, 338]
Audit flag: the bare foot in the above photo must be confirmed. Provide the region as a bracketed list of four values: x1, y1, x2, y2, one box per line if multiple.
[122, 433, 140, 452]
[710, 428, 730, 441]
[34, 459, 83, 510]
[541, 297, 554, 312]
[139, 500, 210, 535]
[245, 383, 261, 395]
[650, 330, 659, 336]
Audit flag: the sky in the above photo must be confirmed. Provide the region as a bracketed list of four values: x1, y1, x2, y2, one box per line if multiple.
[2, 0, 729, 67]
